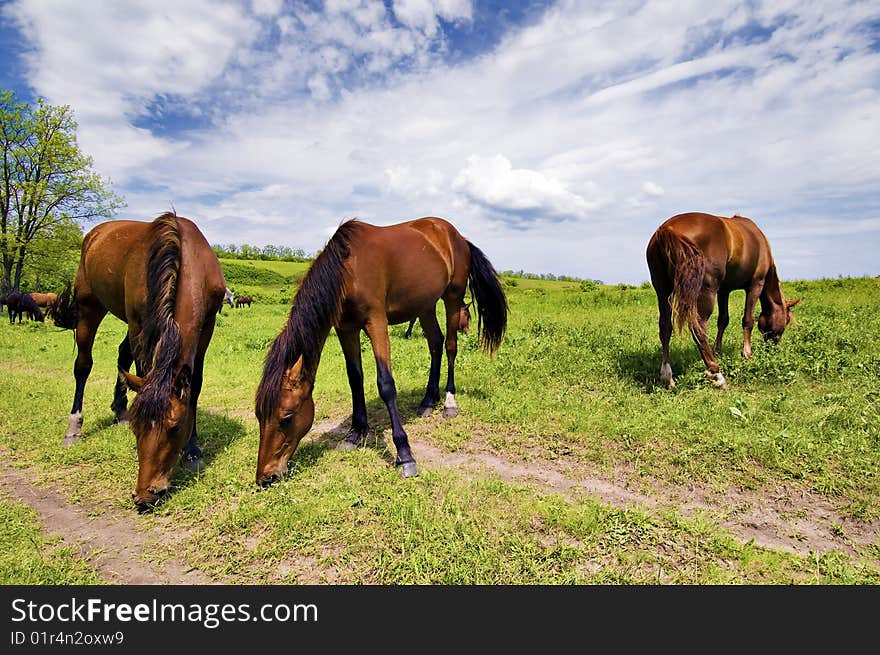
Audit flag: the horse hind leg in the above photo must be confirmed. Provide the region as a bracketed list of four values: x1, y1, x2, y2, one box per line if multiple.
[691, 290, 726, 389]
[657, 291, 675, 389]
[441, 296, 463, 417]
[417, 312, 443, 417]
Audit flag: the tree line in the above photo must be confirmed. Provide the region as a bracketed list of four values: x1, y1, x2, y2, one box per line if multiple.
[212, 243, 312, 262]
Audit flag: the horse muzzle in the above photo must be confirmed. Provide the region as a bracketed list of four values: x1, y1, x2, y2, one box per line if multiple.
[132, 486, 169, 512]
[256, 464, 288, 488]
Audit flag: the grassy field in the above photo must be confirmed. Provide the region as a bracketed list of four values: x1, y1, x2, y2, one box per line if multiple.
[0, 263, 878, 583]
[0, 497, 102, 584]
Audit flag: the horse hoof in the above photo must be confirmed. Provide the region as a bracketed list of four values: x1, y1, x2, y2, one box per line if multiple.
[417, 405, 434, 418]
[182, 457, 206, 473]
[115, 418, 129, 427]
[442, 406, 459, 419]
[61, 434, 81, 447]
[337, 439, 360, 451]
[707, 371, 727, 389]
[398, 461, 418, 478]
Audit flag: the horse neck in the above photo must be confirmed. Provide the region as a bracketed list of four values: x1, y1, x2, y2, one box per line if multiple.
[759, 263, 785, 313]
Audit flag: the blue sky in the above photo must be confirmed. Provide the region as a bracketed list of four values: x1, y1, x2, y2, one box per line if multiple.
[1, 0, 878, 284]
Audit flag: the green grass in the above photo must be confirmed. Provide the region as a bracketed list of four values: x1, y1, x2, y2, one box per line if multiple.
[0, 497, 103, 584]
[1, 264, 879, 583]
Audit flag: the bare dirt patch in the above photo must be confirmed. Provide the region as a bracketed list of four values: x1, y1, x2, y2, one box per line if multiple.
[0, 461, 217, 585]
[308, 411, 880, 560]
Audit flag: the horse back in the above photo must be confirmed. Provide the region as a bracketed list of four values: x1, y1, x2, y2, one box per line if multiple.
[654, 212, 773, 290]
[342, 217, 469, 325]
[78, 216, 225, 324]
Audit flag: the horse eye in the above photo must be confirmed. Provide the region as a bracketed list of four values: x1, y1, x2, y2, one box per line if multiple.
[279, 415, 293, 427]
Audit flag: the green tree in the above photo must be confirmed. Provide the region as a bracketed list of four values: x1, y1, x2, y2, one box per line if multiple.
[0, 89, 124, 292]
[19, 217, 83, 292]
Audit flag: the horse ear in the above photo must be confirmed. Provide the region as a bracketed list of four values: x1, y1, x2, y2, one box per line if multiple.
[786, 297, 801, 309]
[173, 365, 192, 401]
[120, 371, 144, 393]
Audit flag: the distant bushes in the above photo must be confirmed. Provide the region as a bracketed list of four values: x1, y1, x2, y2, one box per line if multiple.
[212, 243, 312, 262]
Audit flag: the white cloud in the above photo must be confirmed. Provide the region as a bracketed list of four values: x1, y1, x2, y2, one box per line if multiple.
[642, 182, 664, 197]
[393, 0, 472, 36]
[452, 154, 599, 222]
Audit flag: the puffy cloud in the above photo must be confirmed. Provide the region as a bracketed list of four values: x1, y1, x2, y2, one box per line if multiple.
[452, 154, 599, 223]
[642, 182, 664, 197]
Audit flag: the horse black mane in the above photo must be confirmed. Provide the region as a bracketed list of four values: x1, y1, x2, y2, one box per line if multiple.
[129, 212, 183, 433]
[255, 219, 358, 421]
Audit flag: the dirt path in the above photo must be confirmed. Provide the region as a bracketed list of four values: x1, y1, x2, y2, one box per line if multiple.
[3, 412, 878, 585]
[308, 415, 880, 559]
[0, 462, 216, 585]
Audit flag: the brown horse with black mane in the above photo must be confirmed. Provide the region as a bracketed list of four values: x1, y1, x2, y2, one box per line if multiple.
[54, 212, 226, 510]
[254, 217, 508, 485]
[646, 212, 800, 389]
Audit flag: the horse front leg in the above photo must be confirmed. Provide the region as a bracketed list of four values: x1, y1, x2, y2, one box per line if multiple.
[417, 312, 443, 417]
[713, 290, 730, 357]
[64, 303, 107, 445]
[364, 319, 417, 477]
[111, 335, 133, 425]
[741, 280, 764, 358]
[336, 328, 370, 449]
[180, 318, 216, 473]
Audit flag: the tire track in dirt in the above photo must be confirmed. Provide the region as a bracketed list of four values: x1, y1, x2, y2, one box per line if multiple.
[0, 461, 217, 585]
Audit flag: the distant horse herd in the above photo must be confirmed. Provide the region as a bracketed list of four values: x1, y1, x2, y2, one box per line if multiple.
[5, 209, 797, 511]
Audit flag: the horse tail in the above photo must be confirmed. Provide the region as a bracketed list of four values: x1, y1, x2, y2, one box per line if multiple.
[53, 282, 78, 330]
[130, 212, 183, 434]
[466, 240, 508, 355]
[652, 227, 705, 333]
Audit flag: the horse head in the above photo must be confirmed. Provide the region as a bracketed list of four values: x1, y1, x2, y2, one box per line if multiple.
[459, 303, 471, 334]
[121, 365, 195, 511]
[255, 355, 315, 487]
[759, 297, 801, 344]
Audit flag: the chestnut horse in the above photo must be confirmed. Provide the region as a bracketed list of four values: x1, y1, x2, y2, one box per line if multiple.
[255, 217, 508, 485]
[646, 212, 800, 389]
[30, 292, 58, 321]
[53, 212, 226, 510]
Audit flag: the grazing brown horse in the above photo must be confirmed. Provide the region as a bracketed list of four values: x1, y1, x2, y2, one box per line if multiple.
[255, 217, 508, 485]
[53, 212, 226, 510]
[236, 295, 252, 308]
[646, 212, 800, 389]
[30, 292, 58, 321]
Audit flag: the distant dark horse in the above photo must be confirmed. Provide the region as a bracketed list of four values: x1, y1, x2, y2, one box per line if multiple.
[404, 302, 471, 339]
[54, 212, 226, 510]
[254, 217, 508, 485]
[236, 295, 252, 308]
[646, 212, 800, 389]
[6, 291, 44, 323]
